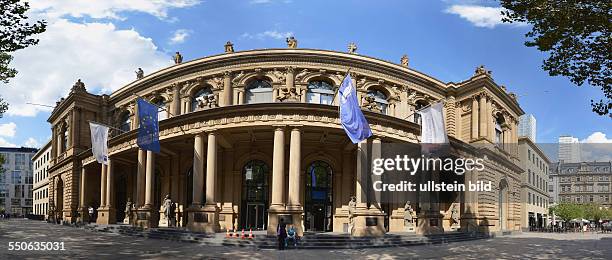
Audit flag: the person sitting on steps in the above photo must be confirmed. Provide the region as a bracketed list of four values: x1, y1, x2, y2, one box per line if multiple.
[285, 224, 298, 248]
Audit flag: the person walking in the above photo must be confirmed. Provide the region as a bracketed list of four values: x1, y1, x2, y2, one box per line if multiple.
[277, 222, 287, 250]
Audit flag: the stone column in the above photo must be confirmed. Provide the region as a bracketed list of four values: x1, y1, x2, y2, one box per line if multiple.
[71, 108, 80, 149]
[79, 167, 87, 222]
[471, 96, 479, 140]
[106, 158, 113, 210]
[487, 98, 493, 142]
[205, 132, 217, 207]
[144, 151, 155, 207]
[370, 137, 382, 210]
[136, 149, 146, 207]
[267, 126, 286, 235]
[478, 94, 487, 139]
[287, 127, 301, 210]
[270, 127, 285, 210]
[172, 83, 181, 117]
[223, 72, 232, 106]
[100, 164, 107, 208]
[193, 133, 204, 206]
[288, 127, 304, 236]
[221, 149, 235, 230]
[51, 126, 57, 160]
[238, 90, 245, 105]
[355, 140, 368, 208]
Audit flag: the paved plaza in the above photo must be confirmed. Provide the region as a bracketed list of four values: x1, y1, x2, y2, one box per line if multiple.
[1, 219, 611, 259]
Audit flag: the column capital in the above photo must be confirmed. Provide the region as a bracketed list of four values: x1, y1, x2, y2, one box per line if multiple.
[272, 125, 286, 131]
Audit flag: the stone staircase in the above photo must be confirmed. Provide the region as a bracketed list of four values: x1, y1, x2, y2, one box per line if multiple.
[78, 224, 489, 249]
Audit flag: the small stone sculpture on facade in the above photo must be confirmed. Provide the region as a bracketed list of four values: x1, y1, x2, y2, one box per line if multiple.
[196, 94, 219, 109]
[403, 201, 416, 226]
[286, 36, 298, 48]
[401, 55, 409, 67]
[225, 41, 234, 53]
[163, 194, 176, 226]
[474, 65, 491, 76]
[123, 198, 133, 224]
[71, 79, 86, 92]
[362, 95, 381, 112]
[173, 51, 183, 64]
[277, 87, 300, 102]
[348, 196, 357, 234]
[450, 204, 459, 225]
[135, 68, 144, 80]
[348, 42, 357, 54]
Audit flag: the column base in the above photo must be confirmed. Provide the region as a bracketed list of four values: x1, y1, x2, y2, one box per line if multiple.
[351, 208, 386, 237]
[219, 205, 235, 231]
[416, 211, 444, 235]
[186, 204, 220, 233]
[134, 207, 159, 228]
[78, 207, 89, 223]
[266, 207, 298, 236]
[96, 207, 116, 225]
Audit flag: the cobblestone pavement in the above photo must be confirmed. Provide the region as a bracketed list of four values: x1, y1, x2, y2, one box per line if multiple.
[1, 219, 611, 259]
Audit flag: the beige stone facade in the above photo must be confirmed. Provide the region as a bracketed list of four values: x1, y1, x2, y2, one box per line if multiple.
[46, 48, 524, 236]
[518, 137, 550, 230]
[33, 140, 52, 219]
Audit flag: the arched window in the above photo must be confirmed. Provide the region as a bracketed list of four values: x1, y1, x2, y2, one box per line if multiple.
[245, 79, 273, 104]
[119, 111, 131, 132]
[153, 98, 167, 121]
[61, 123, 68, 152]
[366, 89, 388, 114]
[305, 160, 333, 231]
[414, 100, 429, 124]
[306, 81, 334, 105]
[241, 160, 269, 230]
[191, 87, 213, 112]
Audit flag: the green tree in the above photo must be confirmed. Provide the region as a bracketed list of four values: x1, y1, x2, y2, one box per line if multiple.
[0, 0, 47, 117]
[552, 203, 584, 221]
[501, 1, 612, 117]
[583, 203, 604, 221]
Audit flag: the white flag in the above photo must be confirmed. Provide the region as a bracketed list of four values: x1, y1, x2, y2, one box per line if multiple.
[417, 101, 448, 144]
[89, 122, 109, 165]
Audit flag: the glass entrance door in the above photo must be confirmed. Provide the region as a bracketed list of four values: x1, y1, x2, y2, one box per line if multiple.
[305, 161, 333, 232]
[246, 203, 266, 229]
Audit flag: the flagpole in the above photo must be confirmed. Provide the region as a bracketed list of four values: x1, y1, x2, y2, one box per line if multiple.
[403, 98, 447, 121]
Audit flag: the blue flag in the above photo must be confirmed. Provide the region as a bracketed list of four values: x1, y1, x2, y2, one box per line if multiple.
[339, 74, 372, 143]
[137, 98, 160, 153]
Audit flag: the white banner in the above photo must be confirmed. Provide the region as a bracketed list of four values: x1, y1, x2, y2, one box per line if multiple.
[89, 122, 109, 165]
[417, 101, 449, 144]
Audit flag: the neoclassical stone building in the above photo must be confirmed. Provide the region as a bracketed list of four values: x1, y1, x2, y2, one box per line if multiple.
[46, 43, 524, 236]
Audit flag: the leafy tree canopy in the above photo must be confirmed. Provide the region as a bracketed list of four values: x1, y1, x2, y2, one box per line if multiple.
[501, 0, 611, 117]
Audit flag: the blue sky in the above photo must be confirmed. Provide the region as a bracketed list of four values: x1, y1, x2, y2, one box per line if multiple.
[0, 0, 609, 155]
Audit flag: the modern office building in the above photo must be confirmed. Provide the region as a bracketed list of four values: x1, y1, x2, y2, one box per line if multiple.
[558, 135, 581, 163]
[44, 42, 525, 236]
[33, 141, 52, 219]
[518, 114, 536, 142]
[518, 137, 550, 230]
[0, 147, 37, 216]
[550, 161, 611, 208]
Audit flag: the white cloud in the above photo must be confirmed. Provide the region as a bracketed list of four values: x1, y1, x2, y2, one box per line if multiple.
[169, 29, 191, 44]
[31, 0, 201, 20]
[581, 132, 612, 144]
[242, 30, 293, 40]
[0, 137, 17, 148]
[24, 137, 40, 148]
[4, 19, 172, 116]
[0, 123, 17, 137]
[580, 132, 612, 162]
[445, 5, 506, 28]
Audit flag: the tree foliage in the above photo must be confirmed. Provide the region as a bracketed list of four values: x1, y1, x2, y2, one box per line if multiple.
[501, 0, 612, 117]
[0, 0, 47, 117]
[551, 203, 583, 221]
[551, 203, 612, 221]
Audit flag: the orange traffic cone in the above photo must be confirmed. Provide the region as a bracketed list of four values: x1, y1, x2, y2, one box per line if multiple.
[226, 229, 230, 238]
[233, 229, 238, 238]
[248, 228, 254, 239]
[241, 229, 246, 239]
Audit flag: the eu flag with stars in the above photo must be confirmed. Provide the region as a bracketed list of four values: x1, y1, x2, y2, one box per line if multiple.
[137, 98, 161, 153]
[339, 74, 372, 143]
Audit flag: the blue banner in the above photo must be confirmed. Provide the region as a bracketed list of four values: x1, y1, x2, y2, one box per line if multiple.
[137, 98, 160, 153]
[339, 74, 372, 143]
